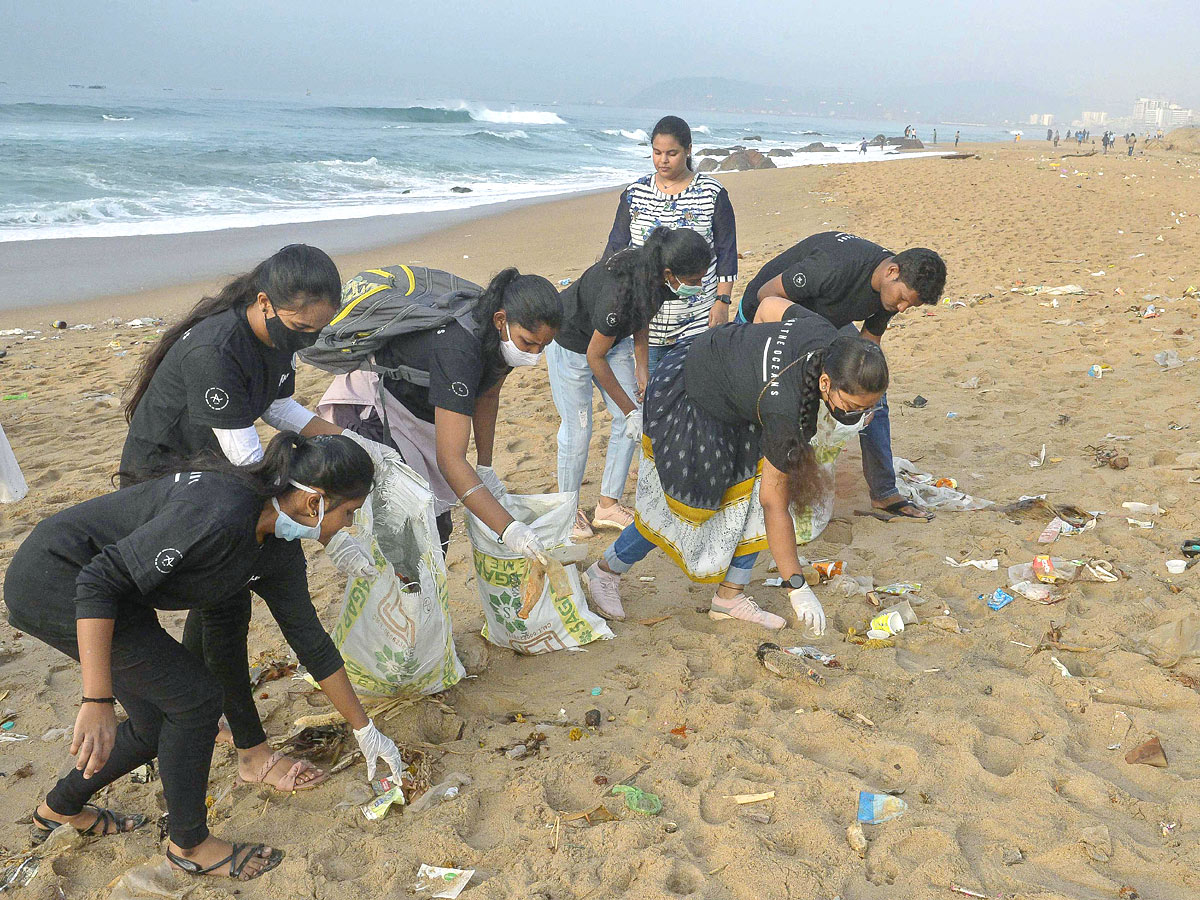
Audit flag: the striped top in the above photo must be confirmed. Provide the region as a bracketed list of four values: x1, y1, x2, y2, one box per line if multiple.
[602, 172, 737, 346]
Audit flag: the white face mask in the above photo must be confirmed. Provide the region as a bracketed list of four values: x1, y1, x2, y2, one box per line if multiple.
[272, 480, 325, 541]
[500, 322, 542, 367]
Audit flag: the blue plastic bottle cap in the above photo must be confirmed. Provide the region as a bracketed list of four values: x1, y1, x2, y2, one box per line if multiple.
[591, 687, 602, 696]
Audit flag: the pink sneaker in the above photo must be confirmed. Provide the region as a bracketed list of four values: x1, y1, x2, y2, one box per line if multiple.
[591, 503, 634, 530]
[572, 509, 594, 540]
[583, 561, 625, 621]
[708, 593, 785, 630]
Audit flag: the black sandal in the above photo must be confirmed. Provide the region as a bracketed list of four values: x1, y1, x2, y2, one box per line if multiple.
[31, 803, 149, 845]
[878, 499, 934, 521]
[166, 843, 284, 881]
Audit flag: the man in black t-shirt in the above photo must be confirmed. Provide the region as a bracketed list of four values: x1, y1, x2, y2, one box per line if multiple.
[737, 232, 947, 519]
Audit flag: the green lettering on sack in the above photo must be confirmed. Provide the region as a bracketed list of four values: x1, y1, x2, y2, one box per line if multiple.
[552, 589, 595, 644]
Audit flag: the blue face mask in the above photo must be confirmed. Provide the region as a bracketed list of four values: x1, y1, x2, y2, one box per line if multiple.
[272, 480, 325, 541]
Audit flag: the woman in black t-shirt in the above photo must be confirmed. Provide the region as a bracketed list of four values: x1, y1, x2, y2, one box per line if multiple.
[120, 245, 396, 797]
[582, 309, 888, 629]
[547, 227, 711, 542]
[4, 434, 405, 882]
[323, 268, 562, 557]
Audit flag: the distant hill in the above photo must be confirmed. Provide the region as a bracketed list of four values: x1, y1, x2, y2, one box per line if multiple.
[627, 77, 840, 116]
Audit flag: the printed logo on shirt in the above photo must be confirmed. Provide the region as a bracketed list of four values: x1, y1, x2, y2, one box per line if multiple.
[204, 387, 230, 410]
[792, 271, 808, 289]
[279, 372, 291, 387]
[450, 381, 469, 397]
[173, 472, 202, 486]
[436, 327, 447, 335]
[181, 328, 193, 341]
[154, 548, 182, 574]
[244, 574, 261, 585]
[606, 312, 619, 327]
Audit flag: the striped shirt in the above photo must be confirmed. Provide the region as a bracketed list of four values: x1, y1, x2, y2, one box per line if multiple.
[602, 172, 737, 346]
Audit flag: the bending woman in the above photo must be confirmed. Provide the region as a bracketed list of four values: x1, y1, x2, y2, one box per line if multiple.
[583, 308, 887, 627]
[602, 115, 737, 372]
[4, 433, 404, 881]
[322, 268, 561, 558]
[120, 244, 393, 795]
[549, 227, 711, 540]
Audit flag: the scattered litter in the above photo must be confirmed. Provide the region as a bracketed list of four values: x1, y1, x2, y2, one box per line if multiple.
[130, 761, 156, 783]
[944, 557, 999, 571]
[51, 320, 67, 329]
[585, 709, 601, 729]
[1010, 580, 1057, 604]
[857, 791, 907, 824]
[1127, 518, 1154, 529]
[1107, 712, 1133, 750]
[784, 646, 841, 667]
[590, 687, 602, 696]
[107, 859, 190, 900]
[949, 885, 993, 899]
[0, 328, 26, 336]
[723, 791, 774, 805]
[1010, 284, 1085, 296]
[1166, 559, 1187, 575]
[1156, 349, 1191, 370]
[1125, 735, 1168, 767]
[826, 574, 874, 597]
[906, 395, 928, 408]
[895, 457, 991, 510]
[636, 615, 671, 626]
[1122, 501, 1161, 516]
[757, 643, 825, 686]
[406, 773, 470, 814]
[123, 317, 163, 328]
[1050, 656, 1073, 678]
[1143, 304, 1162, 318]
[867, 611, 905, 639]
[611, 784, 661, 815]
[562, 804, 616, 825]
[413, 864, 475, 899]
[955, 376, 980, 389]
[763, 577, 784, 587]
[846, 821, 869, 856]
[876, 582, 922, 596]
[1087, 364, 1113, 378]
[637, 576, 655, 582]
[1029, 445, 1047, 468]
[986, 589, 1015, 611]
[361, 784, 406, 820]
[1033, 555, 1074, 583]
[0, 855, 38, 892]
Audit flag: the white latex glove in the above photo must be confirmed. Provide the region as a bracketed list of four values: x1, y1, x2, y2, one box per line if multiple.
[500, 520, 544, 559]
[352, 718, 405, 782]
[474, 464, 506, 499]
[341, 429, 400, 469]
[325, 531, 377, 581]
[623, 407, 644, 441]
[789, 584, 827, 636]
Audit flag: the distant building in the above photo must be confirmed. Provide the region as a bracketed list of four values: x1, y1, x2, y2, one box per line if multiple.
[1133, 98, 1194, 130]
[1081, 111, 1108, 126]
[1027, 113, 1054, 126]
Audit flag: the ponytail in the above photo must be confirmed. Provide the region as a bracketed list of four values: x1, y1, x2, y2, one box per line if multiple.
[606, 226, 712, 328]
[474, 267, 562, 359]
[123, 244, 341, 422]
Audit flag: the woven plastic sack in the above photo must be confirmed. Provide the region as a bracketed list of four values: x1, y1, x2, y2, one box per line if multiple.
[330, 456, 463, 696]
[465, 492, 613, 654]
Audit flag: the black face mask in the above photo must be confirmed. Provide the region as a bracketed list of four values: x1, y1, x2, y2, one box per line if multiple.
[265, 309, 321, 354]
[825, 400, 866, 425]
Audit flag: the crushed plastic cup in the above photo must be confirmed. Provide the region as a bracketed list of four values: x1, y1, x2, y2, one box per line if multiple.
[1166, 560, 1187, 575]
[857, 791, 908, 824]
[868, 611, 904, 638]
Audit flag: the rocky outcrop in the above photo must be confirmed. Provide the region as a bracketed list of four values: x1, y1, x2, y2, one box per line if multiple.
[766, 149, 794, 157]
[717, 149, 777, 171]
[697, 157, 720, 172]
[798, 142, 839, 152]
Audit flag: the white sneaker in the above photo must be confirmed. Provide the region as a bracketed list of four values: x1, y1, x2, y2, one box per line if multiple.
[583, 561, 625, 621]
[571, 509, 594, 541]
[708, 593, 785, 630]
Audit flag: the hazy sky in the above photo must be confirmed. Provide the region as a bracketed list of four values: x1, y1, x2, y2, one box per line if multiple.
[2, 1, 1198, 113]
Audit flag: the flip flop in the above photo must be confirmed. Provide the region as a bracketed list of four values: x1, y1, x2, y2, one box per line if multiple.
[166, 843, 284, 881]
[854, 509, 899, 523]
[236, 750, 328, 793]
[877, 500, 934, 521]
[32, 804, 148, 845]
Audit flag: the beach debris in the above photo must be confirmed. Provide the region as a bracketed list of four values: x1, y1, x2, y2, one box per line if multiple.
[1029, 444, 1047, 468]
[562, 803, 616, 827]
[929, 616, 963, 633]
[986, 589, 1015, 611]
[723, 791, 774, 805]
[1124, 737, 1167, 767]
[1010, 284, 1085, 296]
[756, 643, 825, 685]
[123, 317, 163, 328]
[877, 582, 921, 596]
[784, 645, 841, 668]
[1107, 712, 1133, 750]
[1127, 518, 1154, 529]
[407, 773, 470, 813]
[894, 457, 992, 510]
[0, 855, 38, 892]
[130, 762, 157, 784]
[845, 821, 869, 857]
[846, 628, 895, 649]
[584, 709, 602, 729]
[1079, 825, 1112, 862]
[1, 393, 28, 401]
[1001, 846, 1023, 866]
[857, 791, 907, 824]
[944, 557, 999, 571]
[249, 655, 297, 687]
[361, 784, 405, 820]
[51, 320, 67, 329]
[40, 727, 70, 743]
[867, 611, 905, 639]
[1159, 821, 1177, 838]
[1182, 539, 1200, 559]
[413, 864, 474, 899]
[1010, 580, 1057, 604]
[906, 395, 928, 408]
[0, 328, 25, 336]
[1033, 555, 1072, 584]
[812, 560, 844, 582]
[1087, 363, 1113, 378]
[1155, 349, 1190, 370]
[1050, 656, 1073, 678]
[1122, 501, 1161, 516]
[611, 784, 661, 815]
[1166, 559, 1187, 575]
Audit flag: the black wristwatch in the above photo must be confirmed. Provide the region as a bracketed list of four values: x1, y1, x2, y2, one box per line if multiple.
[783, 574, 807, 590]
[715, 296, 731, 304]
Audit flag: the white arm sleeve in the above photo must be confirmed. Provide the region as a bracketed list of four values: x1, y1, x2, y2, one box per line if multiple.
[260, 397, 318, 434]
[212, 427, 265, 466]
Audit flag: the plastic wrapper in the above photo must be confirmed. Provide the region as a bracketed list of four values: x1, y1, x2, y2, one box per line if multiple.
[857, 792, 908, 824]
[0, 423, 27, 504]
[826, 574, 875, 597]
[1133, 615, 1200, 667]
[894, 456, 992, 511]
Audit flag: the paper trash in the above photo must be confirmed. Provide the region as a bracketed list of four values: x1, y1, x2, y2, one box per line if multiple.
[414, 865, 475, 899]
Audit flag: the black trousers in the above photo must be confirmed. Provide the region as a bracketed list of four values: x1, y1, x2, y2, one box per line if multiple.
[32, 614, 222, 849]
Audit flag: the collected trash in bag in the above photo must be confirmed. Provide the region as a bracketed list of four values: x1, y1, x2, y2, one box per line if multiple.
[0, 423, 27, 504]
[466, 492, 613, 654]
[1132, 615, 1200, 667]
[331, 456, 465, 696]
[894, 457, 991, 511]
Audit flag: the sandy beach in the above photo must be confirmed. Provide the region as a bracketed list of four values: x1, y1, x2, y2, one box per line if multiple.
[3, 142, 1200, 899]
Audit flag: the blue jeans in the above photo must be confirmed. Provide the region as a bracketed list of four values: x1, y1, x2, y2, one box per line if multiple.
[546, 338, 638, 502]
[603, 523, 758, 587]
[860, 393, 899, 501]
[647, 343, 674, 375]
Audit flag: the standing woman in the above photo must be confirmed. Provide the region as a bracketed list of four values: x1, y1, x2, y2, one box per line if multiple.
[4, 434, 405, 881]
[120, 244, 391, 796]
[602, 115, 737, 372]
[583, 309, 888, 627]
[321, 268, 561, 558]
[549, 227, 712, 539]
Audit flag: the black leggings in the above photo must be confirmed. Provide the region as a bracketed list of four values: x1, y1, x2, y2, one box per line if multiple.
[35, 615, 221, 850]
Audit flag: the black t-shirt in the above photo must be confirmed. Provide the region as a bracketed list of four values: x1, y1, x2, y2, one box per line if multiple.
[376, 321, 510, 423]
[554, 260, 672, 354]
[684, 309, 857, 470]
[122, 306, 297, 474]
[2, 471, 343, 681]
[739, 232, 894, 335]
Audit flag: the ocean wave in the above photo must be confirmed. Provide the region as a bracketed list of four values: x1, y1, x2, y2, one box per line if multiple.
[467, 129, 530, 142]
[603, 128, 649, 141]
[315, 105, 474, 124]
[468, 107, 565, 125]
[0, 102, 155, 122]
[693, 125, 711, 134]
[101, 114, 134, 122]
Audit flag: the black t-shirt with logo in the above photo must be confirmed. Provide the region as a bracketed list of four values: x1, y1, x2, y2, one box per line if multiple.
[121, 306, 296, 475]
[683, 309, 856, 470]
[377, 320, 510, 423]
[2, 471, 343, 681]
[553, 260, 672, 354]
[739, 231, 894, 335]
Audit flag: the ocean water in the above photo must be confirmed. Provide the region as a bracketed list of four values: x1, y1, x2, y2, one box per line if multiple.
[0, 92, 1011, 243]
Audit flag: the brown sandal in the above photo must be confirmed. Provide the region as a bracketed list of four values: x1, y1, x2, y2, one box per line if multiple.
[236, 751, 328, 793]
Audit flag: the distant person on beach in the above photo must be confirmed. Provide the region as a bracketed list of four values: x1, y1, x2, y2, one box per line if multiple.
[1054, 130, 1060, 147]
[603, 115, 736, 374]
[582, 310, 887, 629]
[4, 433, 405, 881]
[1046, 128, 1052, 142]
[932, 128, 937, 144]
[550, 228, 711, 540]
[859, 138, 868, 154]
[120, 244, 398, 796]
[1129, 135, 1136, 156]
[320, 268, 562, 554]
[736, 231, 946, 521]
[955, 130, 960, 147]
